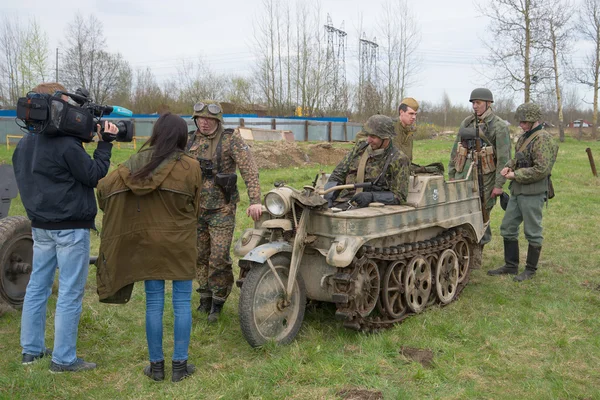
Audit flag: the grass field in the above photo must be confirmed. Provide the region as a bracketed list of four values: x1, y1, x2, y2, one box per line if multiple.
[0, 135, 599, 399]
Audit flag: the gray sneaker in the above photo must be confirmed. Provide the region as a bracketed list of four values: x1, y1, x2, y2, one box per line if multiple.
[50, 358, 97, 373]
[22, 348, 52, 365]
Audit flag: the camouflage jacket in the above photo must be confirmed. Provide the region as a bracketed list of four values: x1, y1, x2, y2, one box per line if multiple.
[505, 125, 558, 195]
[393, 120, 414, 162]
[329, 141, 410, 203]
[187, 126, 261, 210]
[448, 110, 511, 189]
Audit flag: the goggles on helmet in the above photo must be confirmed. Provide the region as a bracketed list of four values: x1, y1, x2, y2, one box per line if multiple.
[193, 102, 222, 115]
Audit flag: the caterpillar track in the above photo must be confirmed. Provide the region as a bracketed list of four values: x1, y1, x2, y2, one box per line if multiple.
[332, 228, 478, 332]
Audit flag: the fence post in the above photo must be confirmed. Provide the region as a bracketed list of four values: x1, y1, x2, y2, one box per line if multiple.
[327, 122, 332, 142]
[240, 118, 245, 128]
[304, 120, 309, 141]
[271, 118, 276, 130]
[343, 122, 347, 141]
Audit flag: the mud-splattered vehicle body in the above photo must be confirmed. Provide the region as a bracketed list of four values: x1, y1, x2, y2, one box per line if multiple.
[234, 164, 486, 347]
[0, 165, 32, 311]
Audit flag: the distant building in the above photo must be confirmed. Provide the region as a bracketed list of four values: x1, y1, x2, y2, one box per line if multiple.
[568, 119, 591, 128]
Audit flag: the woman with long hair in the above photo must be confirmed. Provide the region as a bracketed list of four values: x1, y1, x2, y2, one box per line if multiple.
[96, 112, 202, 382]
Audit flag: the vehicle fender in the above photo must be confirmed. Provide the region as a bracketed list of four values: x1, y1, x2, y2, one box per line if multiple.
[242, 242, 293, 265]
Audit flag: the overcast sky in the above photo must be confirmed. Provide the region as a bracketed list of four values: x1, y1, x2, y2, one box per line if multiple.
[1, 0, 591, 107]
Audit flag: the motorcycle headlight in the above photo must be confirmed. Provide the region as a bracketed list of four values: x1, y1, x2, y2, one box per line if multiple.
[264, 192, 290, 217]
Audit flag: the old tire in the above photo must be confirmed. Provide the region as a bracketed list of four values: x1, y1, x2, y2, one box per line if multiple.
[0, 216, 33, 309]
[238, 254, 306, 348]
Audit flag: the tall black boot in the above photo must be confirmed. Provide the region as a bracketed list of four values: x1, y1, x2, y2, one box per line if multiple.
[143, 360, 165, 381]
[514, 244, 541, 282]
[196, 292, 212, 314]
[207, 298, 225, 324]
[172, 360, 195, 382]
[488, 239, 519, 276]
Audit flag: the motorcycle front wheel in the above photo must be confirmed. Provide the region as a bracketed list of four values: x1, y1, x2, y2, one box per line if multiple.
[238, 254, 306, 348]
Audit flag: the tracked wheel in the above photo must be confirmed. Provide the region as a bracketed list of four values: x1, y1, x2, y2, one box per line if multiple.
[0, 216, 33, 309]
[435, 249, 459, 304]
[453, 238, 471, 283]
[404, 256, 432, 314]
[381, 260, 408, 319]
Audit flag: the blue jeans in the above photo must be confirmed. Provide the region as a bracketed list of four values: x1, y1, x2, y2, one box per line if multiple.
[20, 228, 90, 365]
[144, 280, 192, 362]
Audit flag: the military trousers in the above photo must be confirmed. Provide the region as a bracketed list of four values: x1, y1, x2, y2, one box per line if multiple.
[195, 203, 237, 301]
[500, 192, 546, 246]
[456, 162, 497, 245]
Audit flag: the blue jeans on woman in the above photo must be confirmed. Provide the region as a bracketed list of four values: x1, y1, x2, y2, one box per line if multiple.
[21, 228, 90, 365]
[144, 280, 192, 362]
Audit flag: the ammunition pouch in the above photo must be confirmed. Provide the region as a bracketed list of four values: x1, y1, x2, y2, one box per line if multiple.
[454, 143, 468, 173]
[515, 151, 532, 169]
[215, 173, 237, 204]
[199, 158, 214, 179]
[479, 146, 496, 175]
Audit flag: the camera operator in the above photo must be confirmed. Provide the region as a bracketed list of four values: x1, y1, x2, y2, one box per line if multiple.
[12, 82, 118, 373]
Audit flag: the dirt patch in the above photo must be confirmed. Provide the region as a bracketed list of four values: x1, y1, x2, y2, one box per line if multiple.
[337, 388, 383, 400]
[0, 302, 15, 317]
[399, 346, 434, 368]
[248, 141, 348, 169]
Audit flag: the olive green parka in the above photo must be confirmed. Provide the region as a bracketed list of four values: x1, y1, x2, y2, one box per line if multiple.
[95, 148, 202, 303]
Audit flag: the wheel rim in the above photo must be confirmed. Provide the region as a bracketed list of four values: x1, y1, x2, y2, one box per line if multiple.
[252, 266, 301, 342]
[354, 259, 380, 317]
[453, 238, 471, 284]
[404, 256, 432, 313]
[382, 260, 408, 319]
[436, 249, 459, 304]
[1, 230, 32, 307]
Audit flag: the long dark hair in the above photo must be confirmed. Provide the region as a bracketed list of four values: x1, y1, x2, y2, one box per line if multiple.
[130, 112, 189, 181]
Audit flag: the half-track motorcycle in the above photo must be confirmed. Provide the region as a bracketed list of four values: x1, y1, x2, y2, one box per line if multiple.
[234, 163, 487, 348]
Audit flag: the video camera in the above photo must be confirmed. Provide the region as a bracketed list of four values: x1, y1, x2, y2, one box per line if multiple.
[16, 87, 134, 143]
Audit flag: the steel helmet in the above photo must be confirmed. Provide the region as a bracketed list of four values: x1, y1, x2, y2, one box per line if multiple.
[192, 100, 223, 123]
[514, 102, 542, 123]
[469, 88, 494, 103]
[363, 115, 395, 139]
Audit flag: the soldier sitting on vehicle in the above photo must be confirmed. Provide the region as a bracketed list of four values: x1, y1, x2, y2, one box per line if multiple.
[324, 115, 410, 210]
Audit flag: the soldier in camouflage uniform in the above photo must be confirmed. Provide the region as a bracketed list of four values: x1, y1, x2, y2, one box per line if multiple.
[448, 88, 511, 245]
[324, 115, 410, 209]
[187, 100, 262, 322]
[393, 97, 419, 162]
[488, 103, 558, 282]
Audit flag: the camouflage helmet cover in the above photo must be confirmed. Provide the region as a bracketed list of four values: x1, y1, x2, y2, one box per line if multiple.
[363, 115, 395, 139]
[514, 102, 542, 122]
[469, 88, 494, 103]
[192, 99, 223, 123]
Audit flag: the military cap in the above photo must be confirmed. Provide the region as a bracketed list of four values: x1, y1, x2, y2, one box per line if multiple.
[400, 97, 419, 111]
[514, 102, 542, 123]
[192, 100, 223, 123]
[469, 88, 494, 103]
[363, 115, 395, 139]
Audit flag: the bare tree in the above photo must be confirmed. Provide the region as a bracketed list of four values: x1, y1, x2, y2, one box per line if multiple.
[131, 68, 170, 114]
[0, 17, 49, 106]
[61, 14, 131, 104]
[575, 0, 600, 139]
[175, 57, 226, 105]
[478, 0, 548, 103]
[539, 0, 572, 142]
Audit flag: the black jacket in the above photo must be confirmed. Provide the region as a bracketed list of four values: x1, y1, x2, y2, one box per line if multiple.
[12, 133, 112, 230]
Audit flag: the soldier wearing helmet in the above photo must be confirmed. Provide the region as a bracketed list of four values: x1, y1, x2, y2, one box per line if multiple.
[187, 100, 262, 322]
[324, 114, 410, 209]
[448, 88, 511, 247]
[393, 97, 419, 162]
[488, 102, 559, 282]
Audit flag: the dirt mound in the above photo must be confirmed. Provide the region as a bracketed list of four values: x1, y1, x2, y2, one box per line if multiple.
[249, 141, 349, 169]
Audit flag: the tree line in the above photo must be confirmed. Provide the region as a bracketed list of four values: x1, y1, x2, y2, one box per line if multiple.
[1, 0, 600, 141]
